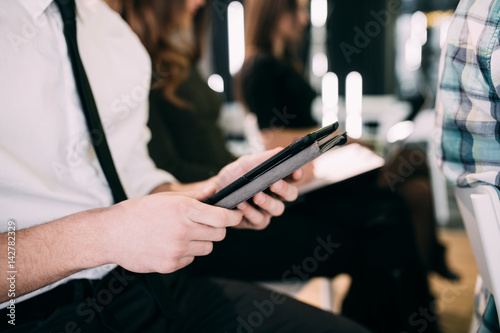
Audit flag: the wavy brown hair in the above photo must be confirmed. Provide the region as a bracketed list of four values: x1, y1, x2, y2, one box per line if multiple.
[244, 0, 299, 61]
[106, 0, 211, 109]
[235, 0, 303, 102]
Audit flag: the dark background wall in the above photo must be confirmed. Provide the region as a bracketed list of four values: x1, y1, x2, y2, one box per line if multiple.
[326, 0, 396, 96]
[210, 0, 460, 101]
[211, 0, 235, 100]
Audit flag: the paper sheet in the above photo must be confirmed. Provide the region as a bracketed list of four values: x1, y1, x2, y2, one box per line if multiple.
[298, 143, 385, 195]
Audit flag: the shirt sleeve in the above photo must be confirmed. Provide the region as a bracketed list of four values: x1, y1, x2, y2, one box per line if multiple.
[435, 0, 500, 188]
[119, 126, 177, 198]
[117, 97, 178, 199]
[491, 39, 500, 100]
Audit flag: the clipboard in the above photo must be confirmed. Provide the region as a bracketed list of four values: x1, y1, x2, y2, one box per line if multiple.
[204, 122, 348, 209]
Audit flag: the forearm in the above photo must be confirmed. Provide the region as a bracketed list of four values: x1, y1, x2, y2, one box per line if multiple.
[150, 180, 212, 194]
[0, 208, 109, 303]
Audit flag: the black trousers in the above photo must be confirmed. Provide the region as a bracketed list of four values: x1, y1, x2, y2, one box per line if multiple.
[182, 178, 439, 333]
[0, 268, 370, 333]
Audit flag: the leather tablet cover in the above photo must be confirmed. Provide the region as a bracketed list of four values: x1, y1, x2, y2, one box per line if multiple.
[212, 142, 322, 209]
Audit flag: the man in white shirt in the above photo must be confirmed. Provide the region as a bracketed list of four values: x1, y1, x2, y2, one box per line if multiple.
[0, 0, 370, 332]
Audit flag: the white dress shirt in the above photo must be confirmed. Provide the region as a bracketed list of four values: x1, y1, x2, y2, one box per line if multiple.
[0, 0, 176, 307]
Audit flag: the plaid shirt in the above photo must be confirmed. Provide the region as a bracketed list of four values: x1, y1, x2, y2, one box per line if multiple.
[435, 0, 500, 188]
[436, 1, 500, 330]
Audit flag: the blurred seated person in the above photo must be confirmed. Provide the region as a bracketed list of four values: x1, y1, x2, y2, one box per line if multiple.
[107, 0, 439, 331]
[239, 0, 457, 281]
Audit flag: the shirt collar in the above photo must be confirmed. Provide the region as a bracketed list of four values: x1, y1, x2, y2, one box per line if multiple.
[18, 0, 53, 19]
[18, 0, 84, 24]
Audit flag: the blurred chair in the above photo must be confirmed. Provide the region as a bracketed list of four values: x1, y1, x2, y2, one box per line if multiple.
[407, 108, 451, 226]
[454, 185, 500, 321]
[243, 112, 265, 154]
[427, 133, 450, 226]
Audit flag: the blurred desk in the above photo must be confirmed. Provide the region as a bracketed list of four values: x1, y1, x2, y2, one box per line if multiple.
[313, 95, 411, 151]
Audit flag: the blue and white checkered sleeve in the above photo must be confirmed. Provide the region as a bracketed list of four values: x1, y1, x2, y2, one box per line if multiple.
[435, 0, 500, 188]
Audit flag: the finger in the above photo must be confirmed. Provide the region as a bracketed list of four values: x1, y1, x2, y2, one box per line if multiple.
[188, 200, 243, 228]
[253, 192, 285, 217]
[269, 179, 299, 202]
[237, 200, 271, 230]
[213, 148, 286, 192]
[190, 183, 217, 201]
[188, 224, 227, 242]
[185, 241, 214, 257]
[234, 148, 283, 175]
[175, 256, 195, 271]
[250, 148, 283, 164]
[291, 168, 303, 181]
[160, 256, 196, 273]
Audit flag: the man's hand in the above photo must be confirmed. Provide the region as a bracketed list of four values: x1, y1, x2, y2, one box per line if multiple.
[0, 149, 301, 302]
[150, 148, 302, 231]
[209, 148, 301, 230]
[102, 192, 243, 274]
